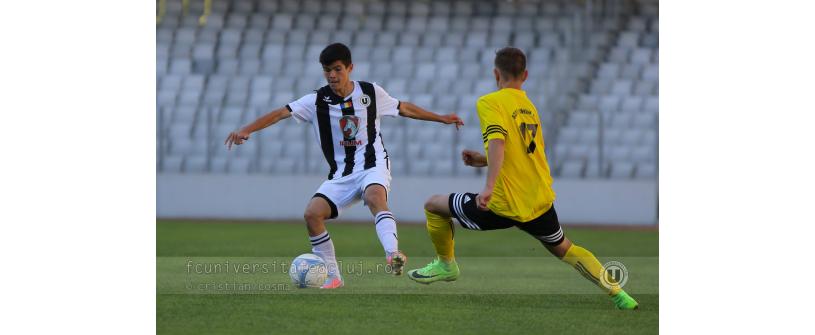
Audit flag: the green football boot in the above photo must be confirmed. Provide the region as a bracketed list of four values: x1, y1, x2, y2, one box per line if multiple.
[407, 258, 460, 284]
[611, 290, 639, 310]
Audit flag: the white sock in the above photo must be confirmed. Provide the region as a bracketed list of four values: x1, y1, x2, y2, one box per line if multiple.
[375, 211, 399, 255]
[309, 231, 340, 279]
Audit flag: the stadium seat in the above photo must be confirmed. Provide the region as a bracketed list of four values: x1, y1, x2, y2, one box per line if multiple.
[444, 32, 466, 48]
[488, 31, 512, 47]
[631, 145, 655, 163]
[630, 48, 653, 64]
[558, 159, 583, 178]
[604, 128, 624, 145]
[632, 113, 657, 128]
[169, 58, 192, 75]
[156, 0, 657, 178]
[643, 97, 659, 113]
[642, 64, 658, 81]
[597, 63, 620, 79]
[580, 128, 600, 145]
[642, 33, 659, 48]
[610, 80, 634, 96]
[558, 127, 581, 144]
[608, 113, 633, 130]
[607, 146, 631, 161]
[159, 153, 183, 172]
[636, 163, 657, 178]
[630, 17, 648, 32]
[184, 155, 207, 173]
[608, 47, 629, 63]
[569, 112, 597, 127]
[621, 96, 644, 112]
[618, 32, 640, 48]
[227, 157, 252, 174]
[620, 130, 642, 145]
[577, 95, 598, 111]
[608, 161, 635, 179]
[620, 64, 642, 80]
[598, 95, 621, 113]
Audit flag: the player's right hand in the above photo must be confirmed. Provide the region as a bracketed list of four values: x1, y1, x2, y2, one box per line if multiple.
[462, 150, 487, 167]
[224, 130, 250, 150]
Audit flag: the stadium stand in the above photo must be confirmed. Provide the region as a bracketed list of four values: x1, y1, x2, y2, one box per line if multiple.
[156, 0, 658, 179]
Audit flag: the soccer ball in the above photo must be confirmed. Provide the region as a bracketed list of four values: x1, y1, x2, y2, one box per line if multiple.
[289, 253, 328, 288]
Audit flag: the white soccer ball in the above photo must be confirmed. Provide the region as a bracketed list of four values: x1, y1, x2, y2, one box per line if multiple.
[289, 253, 328, 288]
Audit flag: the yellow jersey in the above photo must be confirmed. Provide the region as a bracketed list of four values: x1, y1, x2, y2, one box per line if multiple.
[476, 88, 556, 222]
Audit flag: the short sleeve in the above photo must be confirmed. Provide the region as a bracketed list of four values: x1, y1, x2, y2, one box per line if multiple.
[373, 83, 400, 117]
[477, 96, 507, 143]
[286, 93, 317, 123]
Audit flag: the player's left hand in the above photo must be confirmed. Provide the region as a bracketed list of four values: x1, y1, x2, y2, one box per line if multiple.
[442, 114, 464, 130]
[476, 189, 492, 211]
[224, 129, 251, 150]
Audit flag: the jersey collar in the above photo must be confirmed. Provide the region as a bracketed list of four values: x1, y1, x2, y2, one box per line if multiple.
[324, 81, 359, 105]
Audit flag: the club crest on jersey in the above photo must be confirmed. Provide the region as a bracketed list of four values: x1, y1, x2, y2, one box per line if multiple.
[360, 94, 371, 107]
[339, 115, 360, 140]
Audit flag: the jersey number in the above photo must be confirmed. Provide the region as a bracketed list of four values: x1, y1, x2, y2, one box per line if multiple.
[519, 123, 538, 154]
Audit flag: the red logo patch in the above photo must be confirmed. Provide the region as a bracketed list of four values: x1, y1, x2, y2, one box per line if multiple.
[339, 115, 359, 139]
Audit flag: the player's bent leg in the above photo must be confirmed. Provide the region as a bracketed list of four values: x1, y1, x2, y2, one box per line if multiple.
[362, 184, 406, 275]
[304, 196, 344, 289]
[303, 196, 334, 236]
[363, 184, 389, 214]
[557, 238, 638, 309]
[518, 206, 638, 309]
[408, 194, 460, 284]
[422, 194, 456, 262]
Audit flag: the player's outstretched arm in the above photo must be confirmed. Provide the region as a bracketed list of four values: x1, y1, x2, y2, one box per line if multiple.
[476, 139, 505, 210]
[224, 107, 291, 150]
[461, 149, 488, 167]
[398, 102, 463, 129]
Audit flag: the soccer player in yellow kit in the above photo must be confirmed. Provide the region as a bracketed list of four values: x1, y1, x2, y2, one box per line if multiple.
[407, 47, 639, 310]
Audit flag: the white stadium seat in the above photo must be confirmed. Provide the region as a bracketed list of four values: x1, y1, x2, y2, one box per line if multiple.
[155, 1, 657, 179]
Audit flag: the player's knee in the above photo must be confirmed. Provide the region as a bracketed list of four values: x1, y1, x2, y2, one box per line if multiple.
[424, 195, 445, 214]
[303, 209, 322, 223]
[364, 185, 385, 199]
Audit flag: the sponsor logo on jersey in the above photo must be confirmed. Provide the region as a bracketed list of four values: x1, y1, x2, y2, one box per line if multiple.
[339, 139, 363, 146]
[339, 115, 360, 140]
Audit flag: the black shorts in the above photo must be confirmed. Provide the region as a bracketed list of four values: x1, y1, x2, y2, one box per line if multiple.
[448, 193, 565, 246]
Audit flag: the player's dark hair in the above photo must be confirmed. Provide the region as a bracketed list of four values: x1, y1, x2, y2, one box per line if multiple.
[320, 43, 353, 67]
[494, 47, 527, 79]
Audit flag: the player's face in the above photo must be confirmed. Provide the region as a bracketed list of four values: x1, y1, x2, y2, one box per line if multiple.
[322, 61, 353, 91]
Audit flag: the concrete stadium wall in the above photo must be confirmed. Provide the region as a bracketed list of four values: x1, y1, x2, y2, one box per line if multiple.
[157, 174, 658, 225]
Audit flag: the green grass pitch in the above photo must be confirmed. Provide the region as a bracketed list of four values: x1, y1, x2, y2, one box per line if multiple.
[157, 220, 658, 334]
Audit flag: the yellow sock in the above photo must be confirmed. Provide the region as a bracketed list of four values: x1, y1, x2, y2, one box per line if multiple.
[562, 244, 622, 296]
[425, 210, 455, 262]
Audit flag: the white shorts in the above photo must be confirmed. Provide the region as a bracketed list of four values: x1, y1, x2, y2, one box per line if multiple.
[313, 166, 392, 219]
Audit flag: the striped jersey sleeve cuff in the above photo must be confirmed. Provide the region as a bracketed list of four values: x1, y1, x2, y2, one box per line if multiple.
[482, 125, 508, 142]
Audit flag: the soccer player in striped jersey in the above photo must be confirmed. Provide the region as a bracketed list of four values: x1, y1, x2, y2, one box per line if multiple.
[406, 47, 639, 309]
[225, 43, 463, 289]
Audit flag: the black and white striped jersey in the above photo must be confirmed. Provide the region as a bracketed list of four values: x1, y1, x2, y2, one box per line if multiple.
[286, 81, 399, 180]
